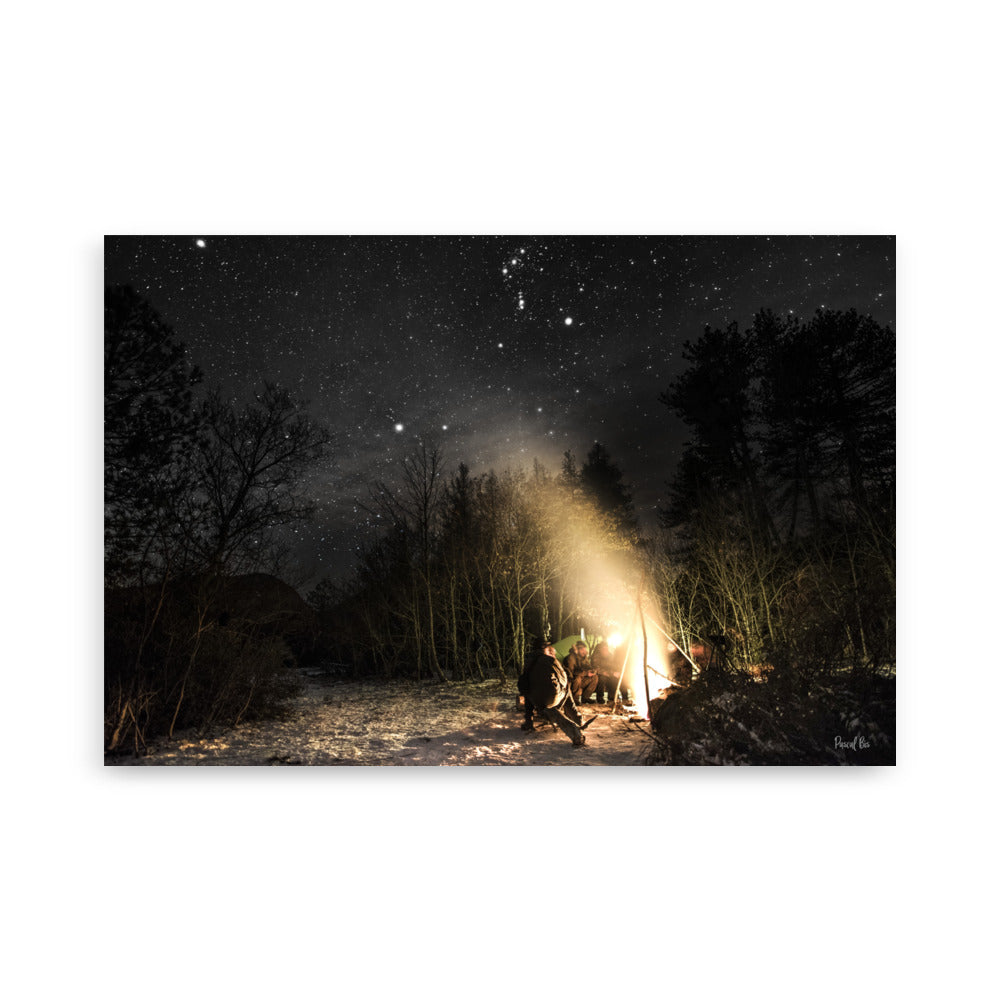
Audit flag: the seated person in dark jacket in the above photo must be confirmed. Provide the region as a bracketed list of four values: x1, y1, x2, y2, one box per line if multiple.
[517, 642, 585, 746]
[591, 639, 624, 704]
[591, 641, 634, 704]
[563, 641, 598, 704]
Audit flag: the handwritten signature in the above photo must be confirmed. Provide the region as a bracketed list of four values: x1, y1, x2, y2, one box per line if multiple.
[834, 735, 871, 750]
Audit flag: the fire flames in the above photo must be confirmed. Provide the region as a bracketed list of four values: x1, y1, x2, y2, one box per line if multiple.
[605, 606, 677, 720]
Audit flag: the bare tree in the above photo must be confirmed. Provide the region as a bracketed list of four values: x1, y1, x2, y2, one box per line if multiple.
[193, 382, 330, 574]
[364, 442, 447, 680]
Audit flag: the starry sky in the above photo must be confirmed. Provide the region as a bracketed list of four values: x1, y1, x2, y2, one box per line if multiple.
[104, 235, 895, 586]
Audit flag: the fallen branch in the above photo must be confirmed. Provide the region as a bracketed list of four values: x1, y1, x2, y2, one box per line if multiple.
[626, 718, 657, 741]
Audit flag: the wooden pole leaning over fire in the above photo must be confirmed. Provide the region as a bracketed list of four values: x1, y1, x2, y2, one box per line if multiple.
[637, 571, 651, 720]
[612, 602, 640, 709]
[645, 616, 700, 679]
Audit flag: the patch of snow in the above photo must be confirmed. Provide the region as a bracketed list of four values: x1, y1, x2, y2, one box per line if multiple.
[109, 679, 655, 766]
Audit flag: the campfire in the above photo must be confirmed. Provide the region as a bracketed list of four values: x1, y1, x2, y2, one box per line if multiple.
[517, 563, 699, 726]
[515, 617, 695, 724]
[606, 628, 677, 720]
[601, 584, 697, 720]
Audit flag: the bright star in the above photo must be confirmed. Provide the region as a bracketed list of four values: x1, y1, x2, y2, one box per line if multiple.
[565, 316, 573, 325]
[195, 239, 206, 248]
[394, 423, 404, 432]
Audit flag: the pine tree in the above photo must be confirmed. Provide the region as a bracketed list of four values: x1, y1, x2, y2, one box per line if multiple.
[104, 286, 203, 584]
[580, 441, 638, 532]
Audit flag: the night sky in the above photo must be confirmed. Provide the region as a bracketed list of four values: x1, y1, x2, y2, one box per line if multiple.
[104, 235, 895, 585]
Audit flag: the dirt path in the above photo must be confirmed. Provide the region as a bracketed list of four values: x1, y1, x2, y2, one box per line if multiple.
[111, 679, 655, 766]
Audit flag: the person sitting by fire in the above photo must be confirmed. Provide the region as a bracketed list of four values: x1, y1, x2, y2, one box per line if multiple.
[563, 640, 599, 705]
[591, 639, 625, 704]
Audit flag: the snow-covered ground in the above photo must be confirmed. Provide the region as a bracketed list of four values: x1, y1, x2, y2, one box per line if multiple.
[109, 677, 655, 766]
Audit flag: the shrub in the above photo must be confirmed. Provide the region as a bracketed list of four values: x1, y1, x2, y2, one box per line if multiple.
[104, 582, 302, 755]
[645, 671, 895, 765]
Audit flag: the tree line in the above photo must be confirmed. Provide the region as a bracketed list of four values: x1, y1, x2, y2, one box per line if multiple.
[641, 308, 895, 762]
[657, 307, 894, 678]
[104, 286, 329, 751]
[309, 442, 641, 683]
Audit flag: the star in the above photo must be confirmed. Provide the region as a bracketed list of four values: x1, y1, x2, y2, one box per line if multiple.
[565, 316, 573, 325]
[394, 423, 404, 432]
[195, 239, 206, 248]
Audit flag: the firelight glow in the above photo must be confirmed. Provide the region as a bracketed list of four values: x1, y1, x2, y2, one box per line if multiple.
[614, 619, 674, 719]
[538, 488, 684, 720]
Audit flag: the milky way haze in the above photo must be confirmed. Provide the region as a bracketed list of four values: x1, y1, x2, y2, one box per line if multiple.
[104, 235, 895, 585]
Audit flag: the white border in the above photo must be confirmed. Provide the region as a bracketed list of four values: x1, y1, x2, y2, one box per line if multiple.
[6, 2, 992, 995]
